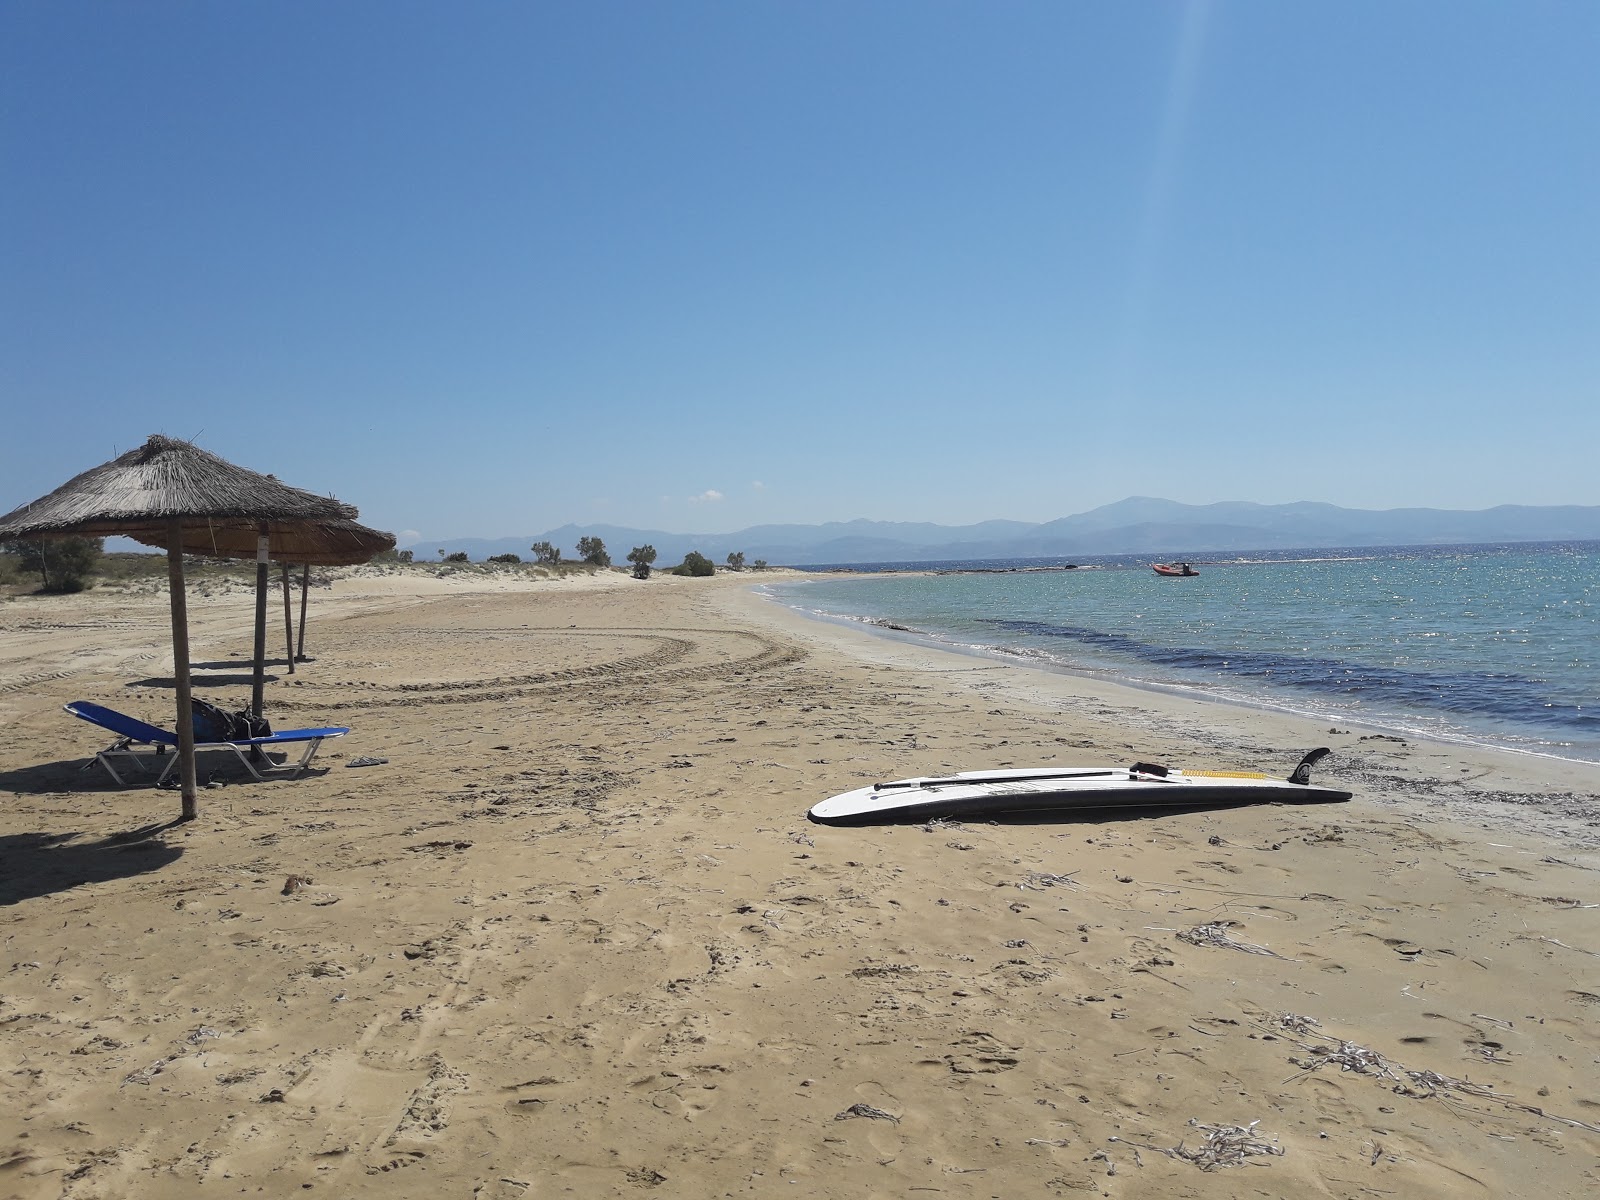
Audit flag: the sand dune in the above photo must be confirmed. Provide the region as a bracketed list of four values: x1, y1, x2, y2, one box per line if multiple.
[2, 569, 1596, 1198]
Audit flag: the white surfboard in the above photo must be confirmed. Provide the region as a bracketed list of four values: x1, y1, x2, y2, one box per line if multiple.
[808, 749, 1351, 825]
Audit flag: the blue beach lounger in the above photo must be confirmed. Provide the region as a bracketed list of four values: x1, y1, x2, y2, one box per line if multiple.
[65, 700, 349, 785]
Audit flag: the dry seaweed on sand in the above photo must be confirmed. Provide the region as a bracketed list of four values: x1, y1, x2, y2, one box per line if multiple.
[1272, 1011, 1321, 1036]
[1260, 1013, 1600, 1134]
[1175, 922, 1288, 958]
[1111, 1119, 1284, 1171]
[1015, 870, 1079, 891]
[833, 1103, 899, 1123]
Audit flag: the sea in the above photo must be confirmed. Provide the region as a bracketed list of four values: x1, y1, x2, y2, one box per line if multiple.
[762, 541, 1600, 765]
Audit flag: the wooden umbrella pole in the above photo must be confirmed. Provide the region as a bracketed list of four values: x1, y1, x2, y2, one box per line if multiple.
[166, 519, 198, 819]
[296, 564, 310, 661]
[281, 564, 295, 675]
[251, 531, 269, 719]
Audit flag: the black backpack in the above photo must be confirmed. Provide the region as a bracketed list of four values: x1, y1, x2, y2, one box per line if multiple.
[191, 698, 272, 742]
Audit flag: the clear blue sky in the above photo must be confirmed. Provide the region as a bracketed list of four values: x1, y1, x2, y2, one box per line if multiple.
[4, 1, 1597, 542]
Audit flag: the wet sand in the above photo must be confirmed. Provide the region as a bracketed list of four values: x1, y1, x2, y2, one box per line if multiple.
[2, 568, 1597, 1198]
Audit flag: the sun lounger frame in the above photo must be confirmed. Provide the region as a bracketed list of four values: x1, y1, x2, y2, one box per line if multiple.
[65, 701, 348, 785]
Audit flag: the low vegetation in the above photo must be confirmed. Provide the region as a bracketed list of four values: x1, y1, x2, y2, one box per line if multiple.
[627, 544, 657, 579]
[671, 550, 716, 577]
[1, 536, 105, 593]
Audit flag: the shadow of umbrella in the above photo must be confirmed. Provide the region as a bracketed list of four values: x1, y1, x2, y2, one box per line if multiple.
[0, 822, 185, 906]
[126, 674, 278, 689]
[0, 435, 365, 820]
[0, 751, 330, 795]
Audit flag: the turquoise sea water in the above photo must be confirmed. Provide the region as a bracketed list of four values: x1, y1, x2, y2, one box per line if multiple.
[765, 543, 1600, 764]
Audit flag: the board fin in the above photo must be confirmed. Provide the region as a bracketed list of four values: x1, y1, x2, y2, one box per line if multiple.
[1130, 762, 1169, 777]
[1289, 747, 1332, 785]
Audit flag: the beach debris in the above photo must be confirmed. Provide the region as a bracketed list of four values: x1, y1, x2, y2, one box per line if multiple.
[1262, 1012, 1600, 1133]
[121, 1058, 169, 1086]
[1171, 1121, 1284, 1170]
[834, 1102, 900, 1124]
[1273, 1012, 1321, 1036]
[1176, 922, 1288, 958]
[282, 874, 312, 895]
[346, 755, 389, 768]
[1111, 1120, 1284, 1171]
[1015, 871, 1079, 891]
[921, 817, 965, 832]
[850, 962, 919, 978]
[1541, 855, 1597, 872]
[1317, 1041, 1399, 1079]
[1536, 935, 1600, 958]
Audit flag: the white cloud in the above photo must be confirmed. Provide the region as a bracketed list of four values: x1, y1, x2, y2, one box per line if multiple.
[689, 489, 724, 503]
[398, 529, 421, 543]
[751, 480, 765, 490]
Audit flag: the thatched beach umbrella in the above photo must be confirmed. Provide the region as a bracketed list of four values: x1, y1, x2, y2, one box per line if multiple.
[128, 516, 394, 705]
[0, 435, 359, 819]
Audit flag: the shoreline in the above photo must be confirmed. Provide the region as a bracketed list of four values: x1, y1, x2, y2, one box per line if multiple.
[722, 578, 1600, 840]
[753, 566, 1600, 764]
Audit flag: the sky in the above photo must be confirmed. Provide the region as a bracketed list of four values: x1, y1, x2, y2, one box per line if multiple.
[3, 1, 1597, 542]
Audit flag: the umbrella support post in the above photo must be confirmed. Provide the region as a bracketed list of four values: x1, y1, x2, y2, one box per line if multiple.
[250, 533, 269, 760]
[281, 564, 295, 675]
[166, 520, 198, 819]
[296, 564, 310, 662]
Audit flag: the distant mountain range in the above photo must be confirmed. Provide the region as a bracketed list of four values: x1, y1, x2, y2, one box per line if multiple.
[401, 497, 1600, 565]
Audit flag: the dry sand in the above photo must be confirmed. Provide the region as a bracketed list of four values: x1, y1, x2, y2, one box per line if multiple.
[1, 567, 1597, 1199]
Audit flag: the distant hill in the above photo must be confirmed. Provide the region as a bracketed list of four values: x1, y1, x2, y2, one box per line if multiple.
[403, 498, 1600, 565]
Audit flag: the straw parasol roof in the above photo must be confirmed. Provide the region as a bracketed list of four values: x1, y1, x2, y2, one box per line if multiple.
[0, 434, 357, 540]
[0, 434, 369, 821]
[127, 516, 396, 565]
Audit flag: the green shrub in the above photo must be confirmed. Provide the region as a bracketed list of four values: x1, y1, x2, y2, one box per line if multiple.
[626, 544, 657, 579]
[1, 536, 103, 592]
[443, 551, 470, 563]
[671, 550, 715, 577]
[488, 553, 522, 564]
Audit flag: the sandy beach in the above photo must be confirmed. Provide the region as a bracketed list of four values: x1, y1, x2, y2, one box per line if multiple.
[2, 568, 1597, 1199]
